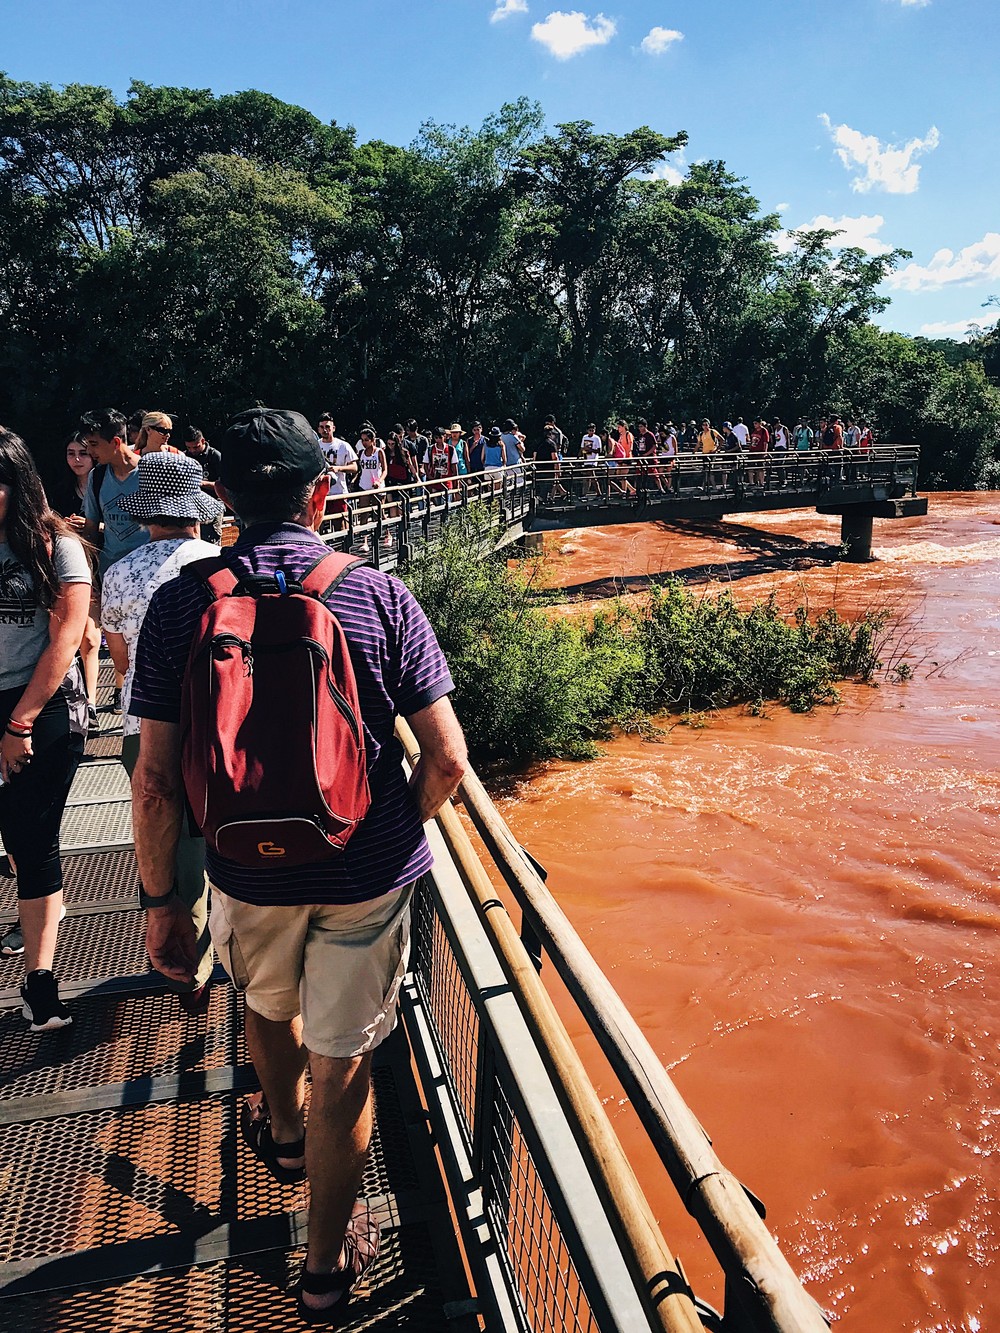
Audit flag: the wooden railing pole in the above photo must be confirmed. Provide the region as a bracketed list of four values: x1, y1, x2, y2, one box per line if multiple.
[397, 719, 704, 1333]
[455, 762, 830, 1333]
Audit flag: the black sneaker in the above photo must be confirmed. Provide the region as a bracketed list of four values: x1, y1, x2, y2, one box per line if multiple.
[1, 920, 24, 956]
[87, 704, 101, 737]
[21, 970, 72, 1032]
[111, 687, 123, 714]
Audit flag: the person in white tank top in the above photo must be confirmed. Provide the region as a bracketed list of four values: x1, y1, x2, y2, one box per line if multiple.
[356, 429, 386, 491]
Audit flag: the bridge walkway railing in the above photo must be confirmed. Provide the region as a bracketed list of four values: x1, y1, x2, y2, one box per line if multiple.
[0, 662, 832, 1331]
[221, 446, 921, 567]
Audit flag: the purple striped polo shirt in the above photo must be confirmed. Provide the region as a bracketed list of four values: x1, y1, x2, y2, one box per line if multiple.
[129, 522, 454, 906]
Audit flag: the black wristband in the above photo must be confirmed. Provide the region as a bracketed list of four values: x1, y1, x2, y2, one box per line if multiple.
[139, 887, 178, 910]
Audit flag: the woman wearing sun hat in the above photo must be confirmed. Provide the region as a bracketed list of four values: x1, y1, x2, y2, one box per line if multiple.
[448, 423, 469, 476]
[100, 451, 224, 1010]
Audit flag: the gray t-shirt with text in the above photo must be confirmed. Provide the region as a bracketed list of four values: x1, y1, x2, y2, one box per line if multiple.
[84, 464, 150, 575]
[0, 534, 92, 691]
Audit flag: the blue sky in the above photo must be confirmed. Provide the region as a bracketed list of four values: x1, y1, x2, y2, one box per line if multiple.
[3, 0, 998, 339]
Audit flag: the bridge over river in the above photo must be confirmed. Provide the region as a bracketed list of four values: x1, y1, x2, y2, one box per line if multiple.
[303, 444, 926, 569]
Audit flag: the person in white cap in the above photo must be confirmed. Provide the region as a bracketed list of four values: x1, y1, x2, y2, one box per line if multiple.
[100, 451, 224, 1011]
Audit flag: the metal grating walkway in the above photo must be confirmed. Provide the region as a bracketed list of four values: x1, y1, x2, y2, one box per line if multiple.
[0, 670, 479, 1333]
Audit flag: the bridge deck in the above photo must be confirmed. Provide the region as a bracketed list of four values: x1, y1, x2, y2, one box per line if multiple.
[0, 672, 479, 1333]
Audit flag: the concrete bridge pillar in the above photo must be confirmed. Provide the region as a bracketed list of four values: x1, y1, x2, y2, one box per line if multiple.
[840, 511, 874, 562]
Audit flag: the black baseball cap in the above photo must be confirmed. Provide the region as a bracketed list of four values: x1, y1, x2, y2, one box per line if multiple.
[220, 408, 326, 491]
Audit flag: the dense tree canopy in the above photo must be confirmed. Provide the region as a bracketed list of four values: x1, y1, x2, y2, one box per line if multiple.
[0, 76, 996, 487]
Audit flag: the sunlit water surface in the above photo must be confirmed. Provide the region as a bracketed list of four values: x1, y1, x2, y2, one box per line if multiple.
[495, 495, 999, 1331]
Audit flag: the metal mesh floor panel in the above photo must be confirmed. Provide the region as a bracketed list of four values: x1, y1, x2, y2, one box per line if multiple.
[0, 798, 131, 857]
[0, 1057, 427, 1267]
[68, 763, 130, 804]
[0, 908, 147, 992]
[0, 849, 140, 916]
[0, 984, 241, 1101]
[0, 1227, 454, 1333]
[84, 733, 123, 759]
[56, 801, 133, 852]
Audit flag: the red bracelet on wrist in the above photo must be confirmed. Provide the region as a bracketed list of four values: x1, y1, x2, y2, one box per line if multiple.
[5, 720, 32, 737]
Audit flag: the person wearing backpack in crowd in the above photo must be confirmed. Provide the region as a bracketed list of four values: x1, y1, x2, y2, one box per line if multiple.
[633, 419, 664, 493]
[465, 422, 487, 473]
[100, 452, 224, 1013]
[403, 420, 429, 478]
[730, 416, 750, 450]
[385, 430, 420, 485]
[427, 426, 459, 491]
[0, 428, 92, 1027]
[543, 414, 568, 457]
[533, 427, 569, 501]
[129, 407, 467, 1325]
[79, 408, 150, 711]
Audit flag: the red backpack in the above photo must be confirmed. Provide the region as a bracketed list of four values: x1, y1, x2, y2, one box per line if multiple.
[180, 551, 371, 869]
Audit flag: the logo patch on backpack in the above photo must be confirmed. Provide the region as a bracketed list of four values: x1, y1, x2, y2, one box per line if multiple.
[180, 552, 371, 869]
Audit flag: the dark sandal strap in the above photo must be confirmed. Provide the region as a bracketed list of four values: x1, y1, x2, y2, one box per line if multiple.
[299, 1267, 352, 1296]
[270, 1132, 306, 1158]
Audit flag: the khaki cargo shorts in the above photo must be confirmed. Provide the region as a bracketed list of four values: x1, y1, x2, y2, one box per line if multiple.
[209, 883, 414, 1059]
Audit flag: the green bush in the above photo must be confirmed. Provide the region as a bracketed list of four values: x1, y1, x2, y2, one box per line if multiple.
[403, 513, 893, 764]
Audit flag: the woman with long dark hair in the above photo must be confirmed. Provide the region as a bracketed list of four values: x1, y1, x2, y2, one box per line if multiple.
[0, 427, 91, 1029]
[51, 434, 102, 733]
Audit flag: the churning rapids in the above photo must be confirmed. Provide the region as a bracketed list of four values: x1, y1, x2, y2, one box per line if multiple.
[496, 494, 999, 1332]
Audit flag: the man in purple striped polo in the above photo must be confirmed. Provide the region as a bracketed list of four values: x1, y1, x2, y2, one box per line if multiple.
[129, 407, 467, 1323]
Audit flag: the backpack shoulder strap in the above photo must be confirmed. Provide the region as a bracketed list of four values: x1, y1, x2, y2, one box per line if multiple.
[300, 551, 365, 601]
[181, 555, 240, 601]
[91, 463, 108, 520]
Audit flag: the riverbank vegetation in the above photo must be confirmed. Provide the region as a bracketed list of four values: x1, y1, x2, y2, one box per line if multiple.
[1, 79, 998, 489]
[404, 517, 895, 763]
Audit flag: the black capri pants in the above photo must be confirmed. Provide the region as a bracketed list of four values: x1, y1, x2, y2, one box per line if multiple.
[0, 685, 83, 900]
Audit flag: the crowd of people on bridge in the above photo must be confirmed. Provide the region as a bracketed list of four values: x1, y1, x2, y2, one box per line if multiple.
[0, 404, 468, 1323]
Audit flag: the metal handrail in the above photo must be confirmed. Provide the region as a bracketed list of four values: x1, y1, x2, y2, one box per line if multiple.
[454, 762, 831, 1333]
[398, 717, 704, 1333]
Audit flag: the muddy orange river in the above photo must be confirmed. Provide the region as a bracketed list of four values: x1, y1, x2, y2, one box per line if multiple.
[494, 493, 999, 1330]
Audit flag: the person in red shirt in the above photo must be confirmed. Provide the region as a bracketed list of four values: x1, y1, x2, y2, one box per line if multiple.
[748, 418, 770, 487]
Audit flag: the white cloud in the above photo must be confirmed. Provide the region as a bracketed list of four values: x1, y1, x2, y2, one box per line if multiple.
[889, 232, 1000, 292]
[774, 214, 892, 256]
[640, 26, 683, 55]
[775, 201, 789, 212]
[641, 149, 687, 187]
[531, 10, 616, 58]
[490, 0, 528, 21]
[896, 0, 930, 7]
[819, 113, 939, 194]
[918, 318, 990, 339]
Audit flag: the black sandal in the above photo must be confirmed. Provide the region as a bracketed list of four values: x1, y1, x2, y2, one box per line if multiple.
[294, 1201, 381, 1326]
[240, 1096, 306, 1185]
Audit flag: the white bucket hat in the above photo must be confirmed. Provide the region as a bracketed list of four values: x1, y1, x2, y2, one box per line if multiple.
[118, 451, 224, 523]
